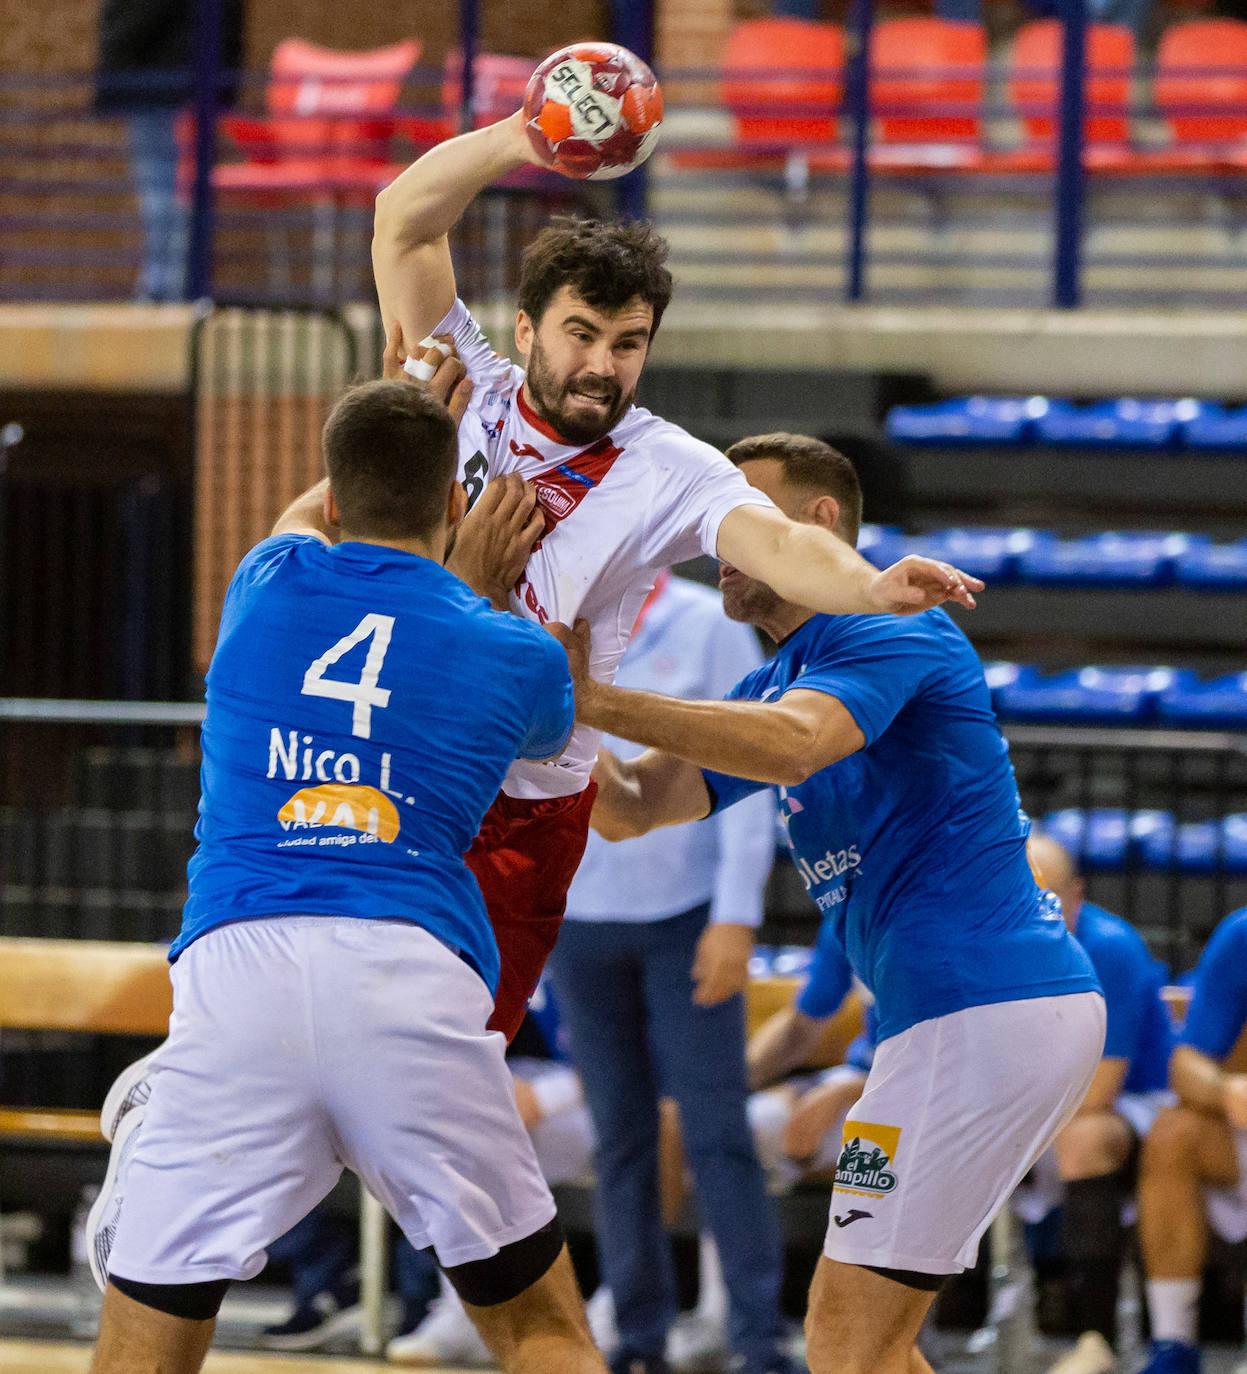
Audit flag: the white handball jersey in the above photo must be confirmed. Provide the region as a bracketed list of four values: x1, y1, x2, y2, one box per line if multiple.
[435, 299, 775, 800]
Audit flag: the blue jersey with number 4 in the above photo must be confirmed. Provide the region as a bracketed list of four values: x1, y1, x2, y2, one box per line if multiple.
[175, 534, 575, 990]
[704, 609, 1098, 1042]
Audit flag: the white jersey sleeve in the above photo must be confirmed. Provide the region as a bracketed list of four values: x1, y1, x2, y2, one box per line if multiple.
[634, 421, 777, 568]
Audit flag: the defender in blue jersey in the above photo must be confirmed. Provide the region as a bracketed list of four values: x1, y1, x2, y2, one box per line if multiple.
[1025, 833, 1175, 1374]
[550, 434, 1104, 1374]
[88, 370, 608, 1374]
[1134, 908, 1247, 1374]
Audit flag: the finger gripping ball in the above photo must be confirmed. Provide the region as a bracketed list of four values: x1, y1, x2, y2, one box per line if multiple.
[523, 42, 663, 181]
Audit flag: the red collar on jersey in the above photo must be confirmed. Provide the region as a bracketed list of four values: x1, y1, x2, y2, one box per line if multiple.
[516, 382, 617, 446]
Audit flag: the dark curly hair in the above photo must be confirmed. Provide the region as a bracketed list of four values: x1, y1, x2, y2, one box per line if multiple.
[518, 216, 673, 339]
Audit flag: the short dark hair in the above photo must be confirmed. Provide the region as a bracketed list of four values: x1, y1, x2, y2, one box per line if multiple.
[322, 379, 458, 540]
[518, 216, 673, 338]
[725, 433, 863, 545]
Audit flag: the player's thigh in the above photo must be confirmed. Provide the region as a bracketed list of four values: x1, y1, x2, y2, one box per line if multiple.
[1202, 1124, 1247, 1245]
[109, 919, 345, 1285]
[824, 992, 1104, 1277]
[317, 920, 556, 1267]
[806, 1255, 935, 1374]
[1053, 1106, 1134, 1179]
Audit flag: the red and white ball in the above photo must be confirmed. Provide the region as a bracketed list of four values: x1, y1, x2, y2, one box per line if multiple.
[522, 42, 663, 181]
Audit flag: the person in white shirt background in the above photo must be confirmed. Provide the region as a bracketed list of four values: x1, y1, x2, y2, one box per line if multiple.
[546, 571, 791, 1374]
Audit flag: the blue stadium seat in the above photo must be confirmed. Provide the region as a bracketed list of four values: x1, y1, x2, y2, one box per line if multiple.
[901, 528, 1052, 584]
[748, 945, 777, 977]
[884, 396, 1049, 445]
[982, 661, 1025, 713]
[1156, 671, 1247, 730]
[1140, 816, 1247, 873]
[771, 945, 815, 976]
[1174, 537, 1247, 590]
[1034, 398, 1199, 448]
[857, 523, 905, 570]
[1042, 808, 1167, 870]
[995, 666, 1177, 725]
[1017, 532, 1204, 587]
[1180, 402, 1247, 450]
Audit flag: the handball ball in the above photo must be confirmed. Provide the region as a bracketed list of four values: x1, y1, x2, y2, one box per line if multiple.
[523, 42, 663, 181]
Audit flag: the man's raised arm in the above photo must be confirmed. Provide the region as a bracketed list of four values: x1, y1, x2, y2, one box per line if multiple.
[373, 112, 539, 347]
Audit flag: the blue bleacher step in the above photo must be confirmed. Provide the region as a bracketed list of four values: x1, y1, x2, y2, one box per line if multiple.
[901, 527, 1051, 584]
[1035, 398, 1203, 449]
[1017, 532, 1206, 588]
[885, 395, 1050, 445]
[996, 666, 1181, 725]
[1042, 808, 1173, 870]
[1175, 537, 1247, 590]
[1157, 671, 1247, 730]
[1139, 815, 1247, 873]
[857, 524, 905, 570]
[1180, 402, 1247, 451]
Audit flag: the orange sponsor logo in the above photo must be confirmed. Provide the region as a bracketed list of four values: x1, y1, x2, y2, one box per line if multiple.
[278, 785, 400, 842]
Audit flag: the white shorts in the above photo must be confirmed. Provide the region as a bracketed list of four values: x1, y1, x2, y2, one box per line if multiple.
[824, 991, 1105, 1275]
[1206, 1124, 1247, 1243]
[108, 917, 556, 1286]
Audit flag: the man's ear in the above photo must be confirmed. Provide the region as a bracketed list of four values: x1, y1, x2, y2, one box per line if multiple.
[514, 309, 533, 360]
[805, 493, 841, 532]
[447, 479, 468, 531]
[324, 486, 340, 529]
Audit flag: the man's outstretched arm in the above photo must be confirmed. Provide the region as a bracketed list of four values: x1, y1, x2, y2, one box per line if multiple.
[716, 503, 982, 617]
[553, 620, 865, 786]
[373, 112, 538, 349]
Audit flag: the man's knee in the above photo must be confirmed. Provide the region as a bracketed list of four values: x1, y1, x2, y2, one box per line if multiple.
[1142, 1105, 1207, 1178]
[1055, 1110, 1132, 1179]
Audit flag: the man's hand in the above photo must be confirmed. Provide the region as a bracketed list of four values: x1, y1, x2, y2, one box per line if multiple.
[1225, 1073, 1247, 1129]
[381, 320, 474, 427]
[691, 922, 753, 1007]
[869, 555, 983, 615]
[445, 473, 544, 610]
[546, 617, 598, 712]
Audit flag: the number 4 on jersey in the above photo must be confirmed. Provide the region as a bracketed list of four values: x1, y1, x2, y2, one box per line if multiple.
[301, 614, 395, 739]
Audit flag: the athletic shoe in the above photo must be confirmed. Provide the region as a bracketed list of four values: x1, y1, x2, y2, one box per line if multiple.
[1137, 1341, 1201, 1374]
[85, 1103, 145, 1292]
[586, 1285, 619, 1356]
[99, 1051, 158, 1143]
[666, 1310, 729, 1371]
[1046, 1331, 1117, 1374]
[385, 1290, 493, 1366]
[259, 1286, 361, 1352]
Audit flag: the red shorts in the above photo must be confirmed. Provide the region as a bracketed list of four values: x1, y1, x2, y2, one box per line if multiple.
[466, 782, 596, 1042]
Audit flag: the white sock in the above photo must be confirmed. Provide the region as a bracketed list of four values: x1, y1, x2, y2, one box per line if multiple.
[1145, 1278, 1200, 1345]
[694, 1230, 727, 1323]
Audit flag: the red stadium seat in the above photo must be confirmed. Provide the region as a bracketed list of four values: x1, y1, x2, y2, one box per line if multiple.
[1153, 19, 1247, 167]
[868, 17, 986, 168]
[722, 18, 845, 148]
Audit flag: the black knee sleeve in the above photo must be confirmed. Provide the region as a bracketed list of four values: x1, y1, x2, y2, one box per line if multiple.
[862, 1263, 949, 1293]
[443, 1216, 564, 1308]
[109, 1273, 231, 1321]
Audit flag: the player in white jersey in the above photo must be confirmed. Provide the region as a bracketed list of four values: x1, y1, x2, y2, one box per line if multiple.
[373, 111, 982, 1040]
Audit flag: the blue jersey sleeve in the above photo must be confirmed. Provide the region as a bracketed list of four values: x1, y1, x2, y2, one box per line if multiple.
[516, 632, 576, 762]
[789, 615, 946, 747]
[796, 919, 854, 1019]
[1181, 908, 1247, 1059]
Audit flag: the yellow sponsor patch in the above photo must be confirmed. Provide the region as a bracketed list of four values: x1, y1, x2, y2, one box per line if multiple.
[836, 1119, 901, 1197]
[278, 785, 400, 843]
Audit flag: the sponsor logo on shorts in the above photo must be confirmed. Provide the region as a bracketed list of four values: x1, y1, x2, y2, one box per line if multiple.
[832, 1208, 873, 1228]
[836, 1120, 900, 1198]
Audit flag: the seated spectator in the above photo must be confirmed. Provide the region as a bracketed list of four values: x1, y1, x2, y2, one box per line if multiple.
[1022, 833, 1176, 1374]
[1136, 906, 1247, 1374]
